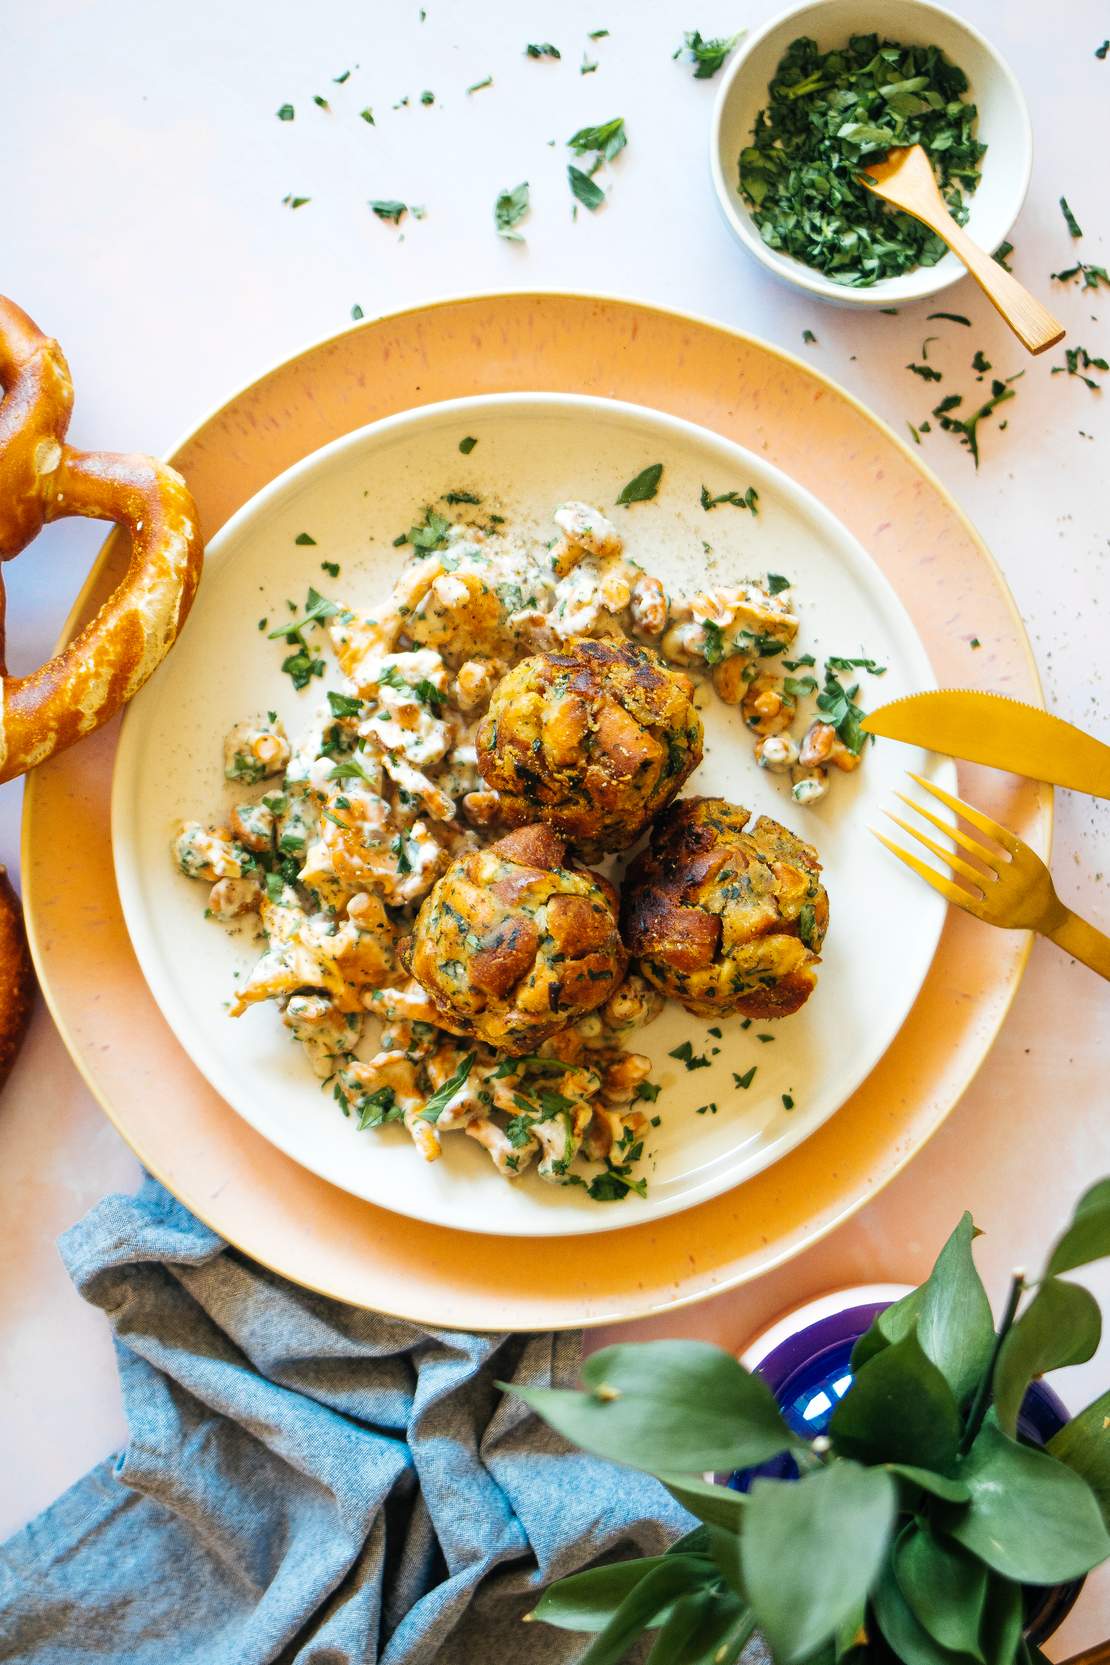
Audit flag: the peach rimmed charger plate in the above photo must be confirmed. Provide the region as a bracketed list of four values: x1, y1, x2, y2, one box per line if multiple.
[22, 292, 1047, 1329]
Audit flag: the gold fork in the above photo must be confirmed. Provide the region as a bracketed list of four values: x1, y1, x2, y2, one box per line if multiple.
[872, 772, 1110, 981]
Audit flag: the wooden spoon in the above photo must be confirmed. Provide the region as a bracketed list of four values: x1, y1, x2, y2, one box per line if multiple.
[859, 144, 1065, 355]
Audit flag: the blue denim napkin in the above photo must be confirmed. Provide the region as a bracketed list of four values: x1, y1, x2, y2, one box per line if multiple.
[0, 1175, 691, 1663]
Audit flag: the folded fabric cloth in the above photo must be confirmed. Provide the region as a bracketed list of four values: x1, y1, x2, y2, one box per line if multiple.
[0, 1175, 692, 1664]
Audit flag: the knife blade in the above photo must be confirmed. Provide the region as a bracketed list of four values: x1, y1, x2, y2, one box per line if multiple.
[862, 690, 1110, 800]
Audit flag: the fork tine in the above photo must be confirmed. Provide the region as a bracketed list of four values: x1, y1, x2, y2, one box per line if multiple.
[869, 828, 982, 913]
[883, 811, 989, 890]
[908, 771, 1019, 854]
[893, 792, 1001, 871]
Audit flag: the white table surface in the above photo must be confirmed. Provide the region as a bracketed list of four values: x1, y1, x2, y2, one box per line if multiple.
[3, 0, 1109, 1650]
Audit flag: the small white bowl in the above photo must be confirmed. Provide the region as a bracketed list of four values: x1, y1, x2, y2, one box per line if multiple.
[710, 0, 1033, 308]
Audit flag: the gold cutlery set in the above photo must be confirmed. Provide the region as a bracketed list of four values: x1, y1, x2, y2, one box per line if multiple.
[865, 691, 1110, 980]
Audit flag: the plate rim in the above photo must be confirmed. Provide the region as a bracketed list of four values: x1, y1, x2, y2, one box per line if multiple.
[108, 386, 952, 1235]
[21, 290, 1049, 1326]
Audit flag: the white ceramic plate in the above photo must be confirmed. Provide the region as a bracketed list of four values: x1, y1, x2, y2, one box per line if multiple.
[113, 392, 951, 1238]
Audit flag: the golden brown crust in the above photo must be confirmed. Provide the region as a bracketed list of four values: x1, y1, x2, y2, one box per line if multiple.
[0, 865, 34, 1088]
[0, 295, 204, 784]
[474, 636, 703, 861]
[620, 795, 829, 1020]
[401, 823, 627, 1053]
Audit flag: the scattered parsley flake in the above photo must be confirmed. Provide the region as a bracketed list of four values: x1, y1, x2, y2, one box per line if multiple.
[419, 1053, 476, 1122]
[282, 195, 310, 209]
[568, 115, 627, 161]
[369, 199, 408, 224]
[568, 164, 605, 210]
[1051, 262, 1109, 290]
[420, 89, 434, 105]
[526, 42, 560, 58]
[294, 531, 317, 546]
[994, 240, 1014, 271]
[826, 655, 886, 674]
[616, 463, 663, 505]
[351, 304, 364, 320]
[313, 94, 330, 110]
[633, 1080, 662, 1103]
[675, 29, 743, 79]
[581, 53, 598, 74]
[733, 1066, 757, 1089]
[333, 70, 351, 84]
[467, 75, 492, 93]
[360, 107, 375, 124]
[669, 1039, 710, 1071]
[782, 1093, 795, 1110]
[321, 560, 340, 578]
[276, 104, 294, 121]
[589, 29, 609, 39]
[971, 349, 992, 374]
[494, 180, 530, 241]
[1059, 196, 1084, 238]
[906, 361, 943, 382]
[928, 311, 971, 326]
[459, 435, 478, 454]
[802, 328, 817, 343]
[766, 573, 792, 595]
[1051, 346, 1108, 390]
[969, 637, 981, 649]
[700, 483, 759, 513]
[1097, 40, 1109, 59]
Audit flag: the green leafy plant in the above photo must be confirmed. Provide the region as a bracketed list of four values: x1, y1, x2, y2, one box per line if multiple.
[510, 1184, 1110, 1664]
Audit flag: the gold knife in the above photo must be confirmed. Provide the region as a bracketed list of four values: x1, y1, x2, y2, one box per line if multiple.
[862, 691, 1110, 799]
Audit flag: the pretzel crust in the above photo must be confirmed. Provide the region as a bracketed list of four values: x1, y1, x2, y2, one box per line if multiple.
[0, 295, 203, 783]
[0, 865, 34, 1089]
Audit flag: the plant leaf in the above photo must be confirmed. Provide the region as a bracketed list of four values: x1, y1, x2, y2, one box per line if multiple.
[916, 1212, 995, 1405]
[510, 1340, 799, 1473]
[568, 164, 606, 211]
[885, 1463, 971, 1503]
[831, 1331, 962, 1471]
[535, 1556, 672, 1630]
[742, 1461, 896, 1663]
[947, 1413, 1110, 1582]
[851, 1287, 924, 1370]
[872, 1560, 973, 1665]
[616, 463, 664, 506]
[658, 1472, 747, 1532]
[706, 1523, 746, 1600]
[895, 1523, 986, 1659]
[993, 1277, 1100, 1435]
[1047, 1388, 1110, 1527]
[577, 1559, 716, 1665]
[645, 1588, 749, 1665]
[1045, 1178, 1110, 1275]
[979, 1575, 1023, 1665]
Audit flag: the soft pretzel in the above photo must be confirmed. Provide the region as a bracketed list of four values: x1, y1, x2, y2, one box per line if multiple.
[0, 865, 33, 1086]
[0, 295, 203, 782]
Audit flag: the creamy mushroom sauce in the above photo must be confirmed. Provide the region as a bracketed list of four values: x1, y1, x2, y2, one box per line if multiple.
[172, 499, 862, 1197]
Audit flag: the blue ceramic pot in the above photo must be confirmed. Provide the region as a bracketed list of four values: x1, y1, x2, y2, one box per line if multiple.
[724, 1289, 1083, 1646]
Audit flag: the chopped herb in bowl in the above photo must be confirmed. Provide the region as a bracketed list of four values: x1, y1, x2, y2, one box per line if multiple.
[739, 33, 986, 286]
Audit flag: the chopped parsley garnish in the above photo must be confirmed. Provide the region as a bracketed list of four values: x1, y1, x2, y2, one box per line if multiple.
[568, 116, 627, 160]
[739, 34, 985, 286]
[459, 435, 478, 454]
[733, 1067, 757, 1090]
[467, 75, 493, 94]
[616, 463, 663, 505]
[757, 1033, 775, 1044]
[356, 1086, 401, 1131]
[782, 1093, 795, 1110]
[494, 181, 530, 241]
[351, 304, 364, 320]
[321, 560, 340, 577]
[700, 483, 759, 513]
[927, 311, 971, 326]
[581, 53, 598, 75]
[674, 29, 743, 79]
[526, 42, 560, 58]
[1097, 40, 1109, 59]
[391, 833, 413, 876]
[360, 108, 375, 124]
[333, 70, 351, 84]
[568, 165, 605, 210]
[933, 372, 1023, 467]
[802, 329, 817, 344]
[783, 675, 817, 698]
[419, 1053, 476, 1122]
[267, 586, 338, 638]
[276, 104, 295, 121]
[1059, 196, 1084, 238]
[766, 573, 791, 594]
[420, 89, 435, 105]
[695, 1102, 719, 1116]
[587, 1166, 647, 1202]
[294, 531, 317, 546]
[826, 655, 886, 674]
[589, 28, 609, 39]
[906, 362, 943, 382]
[313, 94, 330, 110]
[504, 1115, 536, 1149]
[633, 1080, 662, 1103]
[707, 1026, 722, 1038]
[994, 241, 1014, 271]
[406, 507, 451, 551]
[816, 665, 869, 754]
[970, 637, 981, 649]
[327, 754, 377, 786]
[1052, 262, 1109, 290]
[669, 1039, 711, 1070]
[783, 653, 815, 670]
[282, 195, 311, 209]
[1052, 346, 1108, 390]
[369, 199, 408, 224]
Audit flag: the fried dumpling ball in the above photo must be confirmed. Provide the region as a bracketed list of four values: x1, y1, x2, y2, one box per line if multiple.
[475, 637, 703, 861]
[620, 796, 828, 1020]
[400, 823, 627, 1054]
